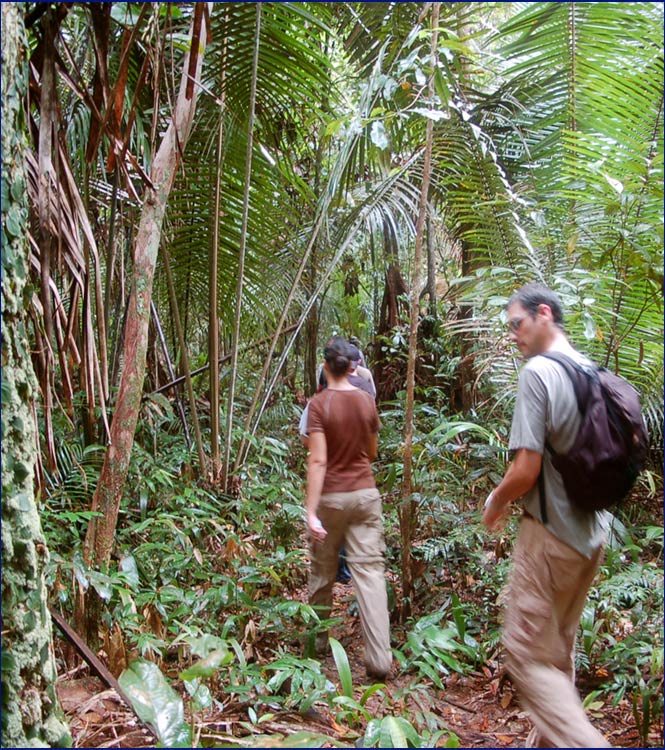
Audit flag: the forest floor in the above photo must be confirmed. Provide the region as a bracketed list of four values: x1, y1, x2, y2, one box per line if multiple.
[56, 482, 664, 749]
[56, 574, 653, 749]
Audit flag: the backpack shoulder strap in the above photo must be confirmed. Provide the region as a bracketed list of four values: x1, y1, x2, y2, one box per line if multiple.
[534, 351, 593, 526]
[538, 351, 592, 413]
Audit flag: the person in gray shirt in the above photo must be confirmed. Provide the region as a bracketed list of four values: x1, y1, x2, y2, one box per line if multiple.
[482, 283, 611, 748]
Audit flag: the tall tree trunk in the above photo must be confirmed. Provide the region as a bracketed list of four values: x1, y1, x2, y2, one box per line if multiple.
[222, 3, 261, 491]
[424, 215, 437, 318]
[374, 219, 409, 402]
[399, 3, 439, 622]
[304, 295, 319, 396]
[303, 57, 330, 398]
[36, 6, 59, 472]
[80, 3, 212, 643]
[449, 6, 476, 413]
[209, 18, 228, 481]
[1, 4, 71, 745]
[450, 233, 475, 412]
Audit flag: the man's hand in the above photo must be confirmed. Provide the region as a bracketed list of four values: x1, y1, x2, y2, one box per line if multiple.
[482, 491, 507, 531]
[481, 449, 541, 531]
[307, 514, 327, 542]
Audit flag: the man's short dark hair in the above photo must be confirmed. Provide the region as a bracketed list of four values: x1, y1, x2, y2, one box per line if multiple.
[509, 283, 564, 327]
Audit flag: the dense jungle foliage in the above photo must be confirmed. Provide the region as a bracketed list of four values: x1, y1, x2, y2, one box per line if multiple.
[1, 1, 663, 747]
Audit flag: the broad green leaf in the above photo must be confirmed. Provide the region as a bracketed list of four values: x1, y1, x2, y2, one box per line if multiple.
[183, 678, 212, 710]
[119, 555, 140, 590]
[179, 649, 230, 681]
[429, 421, 495, 444]
[583, 313, 597, 340]
[118, 659, 191, 747]
[438, 651, 466, 674]
[451, 592, 466, 641]
[329, 637, 353, 698]
[359, 682, 388, 706]
[442, 733, 461, 748]
[364, 718, 383, 747]
[87, 570, 112, 601]
[603, 173, 624, 194]
[416, 659, 444, 689]
[332, 695, 370, 721]
[110, 4, 144, 27]
[182, 634, 231, 658]
[380, 716, 407, 748]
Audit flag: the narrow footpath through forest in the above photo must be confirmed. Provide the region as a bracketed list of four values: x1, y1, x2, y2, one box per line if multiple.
[56, 574, 646, 749]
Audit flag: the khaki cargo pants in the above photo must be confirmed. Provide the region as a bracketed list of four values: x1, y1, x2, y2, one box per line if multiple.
[502, 515, 611, 748]
[308, 487, 392, 677]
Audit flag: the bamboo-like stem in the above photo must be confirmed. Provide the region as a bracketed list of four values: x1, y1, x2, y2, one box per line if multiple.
[400, 2, 439, 621]
[222, 3, 261, 491]
[209, 15, 228, 480]
[233, 75, 382, 469]
[152, 323, 299, 396]
[81, 4, 212, 645]
[162, 247, 206, 471]
[151, 300, 191, 448]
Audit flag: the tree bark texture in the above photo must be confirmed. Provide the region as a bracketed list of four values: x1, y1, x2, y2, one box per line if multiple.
[1, 4, 71, 745]
[81, 4, 212, 638]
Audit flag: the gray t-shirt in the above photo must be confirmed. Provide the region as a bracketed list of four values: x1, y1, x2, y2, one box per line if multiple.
[509, 344, 609, 558]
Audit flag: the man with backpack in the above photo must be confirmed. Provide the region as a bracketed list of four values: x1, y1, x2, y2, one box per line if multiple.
[482, 283, 618, 747]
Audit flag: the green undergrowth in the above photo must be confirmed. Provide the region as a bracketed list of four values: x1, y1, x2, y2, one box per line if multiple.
[40, 399, 663, 747]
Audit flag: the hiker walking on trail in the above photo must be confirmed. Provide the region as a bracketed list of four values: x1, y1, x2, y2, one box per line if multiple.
[303, 336, 392, 681]
[301, 339, 377, 584]
[482, 283, 612, 748]
[346, 343, 375, 398]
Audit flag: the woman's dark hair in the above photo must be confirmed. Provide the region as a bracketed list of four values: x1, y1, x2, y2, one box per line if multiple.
[508, 283, 564, 328]
[324, 336, 353, 376]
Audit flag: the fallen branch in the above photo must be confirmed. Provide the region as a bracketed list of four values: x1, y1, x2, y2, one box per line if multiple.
[50, 607, 157, 742]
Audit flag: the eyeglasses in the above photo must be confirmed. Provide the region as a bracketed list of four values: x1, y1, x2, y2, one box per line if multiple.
[507, 316, 527, 333]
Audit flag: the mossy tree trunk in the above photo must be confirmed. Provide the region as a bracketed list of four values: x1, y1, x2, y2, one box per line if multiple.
[1, 4, 71, 746]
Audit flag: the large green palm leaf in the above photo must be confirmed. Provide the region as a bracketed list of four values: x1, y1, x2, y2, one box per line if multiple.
[463, 2, 662, 443]
[159, 3, 337, 347]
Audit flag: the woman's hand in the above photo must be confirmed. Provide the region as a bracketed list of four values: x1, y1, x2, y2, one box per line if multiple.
[307, 514, 327, 542]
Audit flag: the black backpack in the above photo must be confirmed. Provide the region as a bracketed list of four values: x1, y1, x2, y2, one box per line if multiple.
[537, 351, 648, 520]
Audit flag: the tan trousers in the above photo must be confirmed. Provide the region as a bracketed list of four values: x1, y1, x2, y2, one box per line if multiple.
[502, 516, 611, 748]
[308, 488, 392, 677]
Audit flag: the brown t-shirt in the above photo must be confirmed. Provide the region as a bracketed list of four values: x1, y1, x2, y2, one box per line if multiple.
[307, 388, 380, 493]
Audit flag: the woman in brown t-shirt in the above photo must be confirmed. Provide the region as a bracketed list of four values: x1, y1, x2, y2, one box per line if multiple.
[304, 336, 392, 680]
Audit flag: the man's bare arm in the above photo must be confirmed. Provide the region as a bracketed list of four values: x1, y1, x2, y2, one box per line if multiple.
[483, 448, 542, 530]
